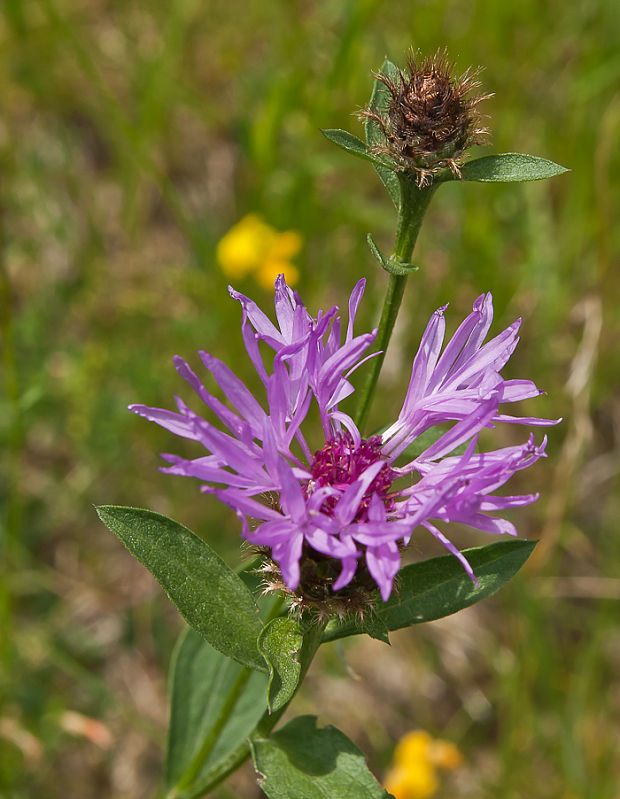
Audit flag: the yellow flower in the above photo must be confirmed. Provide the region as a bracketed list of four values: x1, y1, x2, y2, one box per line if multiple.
[216, 214, 302, 289]
[384, 730, 463, 799]
[384, 762, 438, 799]
[427, 738, 463, 771]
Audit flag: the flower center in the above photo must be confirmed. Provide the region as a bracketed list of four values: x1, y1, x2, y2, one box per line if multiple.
[308, 433, 396, 521]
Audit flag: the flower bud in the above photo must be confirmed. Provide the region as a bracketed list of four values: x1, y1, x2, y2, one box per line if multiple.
[363, 49, 491, 186]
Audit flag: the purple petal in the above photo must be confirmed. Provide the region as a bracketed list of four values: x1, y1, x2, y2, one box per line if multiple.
[305, 526, 357, 558]
[274, 275, 297, 341]
[332, 555, 359, 592]
[414, 396, 499, 462]
[334, 461, 385, 525]
[479, 493, 540, 510]
[427, 302, 485, 391]
[199, 351, 266, 430]
[228, 285, 282, 347]
[366, 543, 401, 601]
[273, 533, 304, 590]
[173, 356, 251, 439]
[129, 404, 199, 440]
[494, 413, 561, 426]
[276, 453, 307, 523]
[445, 293, 494, 377]
[161, 456, 262, 489]
[423, 522, 477, 583]
[215, 488, 283, 520]
[400, 305, 447, 412]
[346, 279, 366, 342]
[443, 320, 520, 390]
[459, 513, 518, 536]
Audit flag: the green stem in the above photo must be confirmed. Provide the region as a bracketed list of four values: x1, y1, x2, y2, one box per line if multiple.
[174, 617, 326, 799]
[354, 178, 436, 432]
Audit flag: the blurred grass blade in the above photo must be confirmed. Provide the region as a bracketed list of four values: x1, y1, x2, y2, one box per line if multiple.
[96, 506, 266, 671]
[250, 715, 391, 799]
[166, 627, 268, 789]
[322, 539, 536, 643]
[364, 59, 401, 208]
[457, 153, 569, 182]
[258, 617, 304, 712]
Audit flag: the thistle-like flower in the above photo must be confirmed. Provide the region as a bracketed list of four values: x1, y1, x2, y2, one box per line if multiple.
[130, 278, 556, 613]
[363, 49, 490, 186]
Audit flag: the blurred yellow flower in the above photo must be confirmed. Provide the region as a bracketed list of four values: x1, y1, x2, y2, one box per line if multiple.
[384, 730, 463, 799]
[385, 762, 438, 799]
[216, 213, 302, 289]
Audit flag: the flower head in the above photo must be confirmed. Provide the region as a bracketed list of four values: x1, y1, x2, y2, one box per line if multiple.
[130, 278, 556, 610]
[363, 49, 490, 186]
[216, 213, 302, 289]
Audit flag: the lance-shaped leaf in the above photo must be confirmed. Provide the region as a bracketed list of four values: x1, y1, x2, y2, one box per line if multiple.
[251, 715, 392, 799]
[321, 129, 391, 168]
[96, 506, 265, 671]
[322, 539, 536, 643]
[166, 627, 268, 789]
[364, 59, 401, 208]
[456, 153, 569, 183]
[258, 617, 304, 712]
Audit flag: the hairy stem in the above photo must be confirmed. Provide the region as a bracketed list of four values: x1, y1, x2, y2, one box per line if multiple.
[354, 178, 436, 431]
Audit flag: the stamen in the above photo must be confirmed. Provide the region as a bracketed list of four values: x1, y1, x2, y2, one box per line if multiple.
[308, 433, 396, 521]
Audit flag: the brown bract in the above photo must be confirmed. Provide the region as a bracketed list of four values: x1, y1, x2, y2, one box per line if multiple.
[255, 545, 380, 621]
[362, 49, 491, 186]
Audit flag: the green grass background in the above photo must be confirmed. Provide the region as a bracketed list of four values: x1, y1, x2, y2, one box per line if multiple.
[1, 0, 619, 796]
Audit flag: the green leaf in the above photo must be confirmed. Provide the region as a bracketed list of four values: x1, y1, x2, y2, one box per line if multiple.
[322, 540, 536, 643]
[353, 611, 390, 644]
[366, 232, 388, 268]
[166, 627, 268, 789]
[374, 164, 401, 209]
[364, 59, 401, 208]
[258, 617, 304, 712]
[321, 128, 391, 168]
[238, 563, 283, 621]
[96, 506, 265, 671]
[456, 153, 569, 183]
[251, 716, 391, 799]
[366, 233, 418, 276]
[384, 257, 419, 276]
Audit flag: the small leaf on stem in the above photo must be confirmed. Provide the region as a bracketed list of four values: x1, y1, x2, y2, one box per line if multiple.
[258, 617, 304, 712]
[366, 232, 388, 268]
[321, 128, 392, 168]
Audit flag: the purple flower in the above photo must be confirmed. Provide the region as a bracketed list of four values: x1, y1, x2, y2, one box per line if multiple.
[130, 277, 557, 602]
